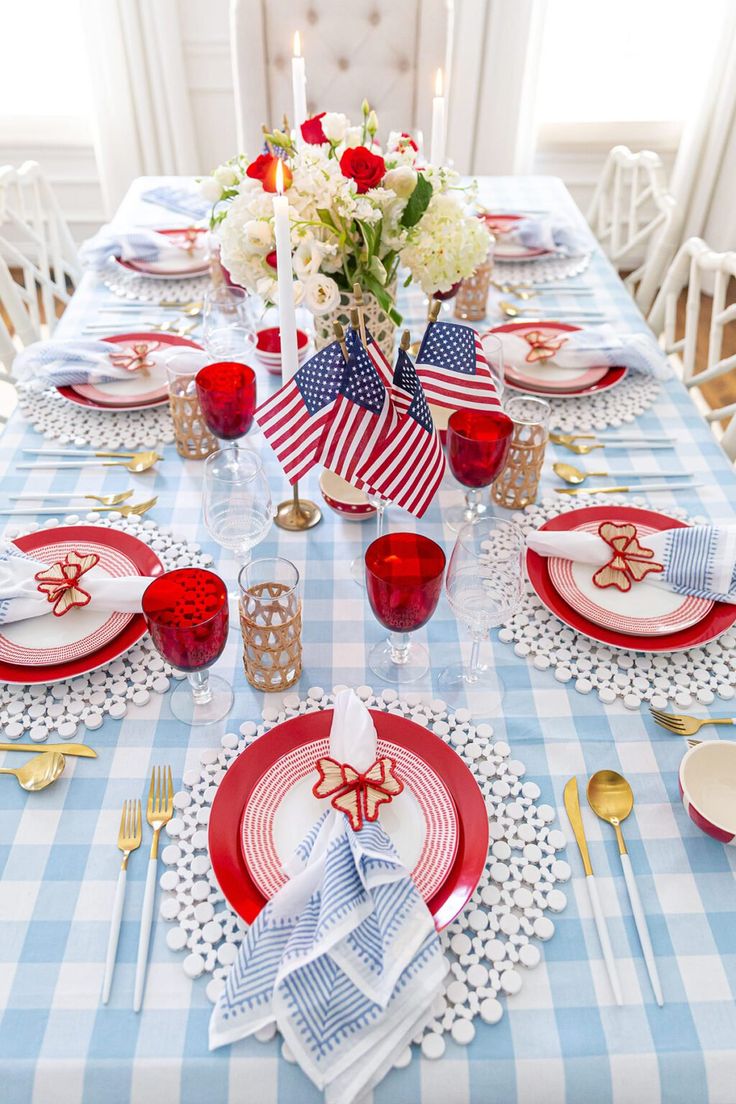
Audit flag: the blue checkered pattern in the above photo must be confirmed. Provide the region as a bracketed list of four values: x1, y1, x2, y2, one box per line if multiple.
[1, 177, 735, 1104]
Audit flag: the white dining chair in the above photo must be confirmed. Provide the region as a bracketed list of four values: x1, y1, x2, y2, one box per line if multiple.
[0, 160, 80, 364]
[587, 146, 682, 316]
[648, 236, 736, 460]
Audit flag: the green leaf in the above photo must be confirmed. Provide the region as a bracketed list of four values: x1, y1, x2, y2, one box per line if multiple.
[362, 272, 403, 326]
[368, 255, 387, 285]
[317, 208, 338, 232]
[400, 174, 433, 229]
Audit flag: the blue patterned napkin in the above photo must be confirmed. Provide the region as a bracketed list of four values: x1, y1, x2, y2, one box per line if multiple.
[78, 226, 194, 272]
[141, 185, 211, 221]
[210, 690, 447, 1103]
[528, 525, 736, 603]
[493, 324, 670, 380]
[496, 215, 587, 257]
[13, 339, 160, 388]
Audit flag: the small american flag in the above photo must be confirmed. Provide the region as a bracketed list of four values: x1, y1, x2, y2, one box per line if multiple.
[317, 329, 395, 484]
[361, 328, 394, 389]
[357, 347, 445, 517]
[255, 340, 347, 483]
[416, 320, 502, 412]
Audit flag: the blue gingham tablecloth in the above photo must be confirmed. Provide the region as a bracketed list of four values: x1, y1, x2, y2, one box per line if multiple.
[1, 177, 735, 1104]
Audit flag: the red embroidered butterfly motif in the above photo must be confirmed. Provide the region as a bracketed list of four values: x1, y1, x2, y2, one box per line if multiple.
[312, 756, 404, 832]
[34, 550, 100, 617]
[592, 522, 664, 593]
[523, 330, 568, 363]
[109, 342, 160, 375]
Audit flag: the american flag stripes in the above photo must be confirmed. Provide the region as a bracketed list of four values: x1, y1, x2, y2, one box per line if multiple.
[356, 348, 445, 518]
[362, 328, 394, 389]
[416, 320, 503, 412]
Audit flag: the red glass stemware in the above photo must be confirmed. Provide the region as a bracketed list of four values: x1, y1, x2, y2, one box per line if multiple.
[365, 532, 445, 682]
[196, 361, 257, 441]
[142, 568, 233, 725]
[446, 409, 513, 530]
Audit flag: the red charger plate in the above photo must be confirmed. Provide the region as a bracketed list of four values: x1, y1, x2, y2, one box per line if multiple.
[56, 332, 202, 411]
[526, 505, 736, 653]
[115, 227, 209, 277]
[209, 709, 489, 931]
[0, 526, 163, 685]
[488, 321, 627, 398]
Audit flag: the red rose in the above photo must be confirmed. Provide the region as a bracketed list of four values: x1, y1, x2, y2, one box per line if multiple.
[301, 112, 327, 145]
[245, 153, 292, 193]
[339, 146, 386, 194]
[265, 250, 278, 269]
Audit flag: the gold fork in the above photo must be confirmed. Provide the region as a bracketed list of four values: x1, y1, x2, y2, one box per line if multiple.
[0, 496, 158, 518]
[649, 708, 734, 738]
[9, 490, 134, 506]
[102, 799, 142, 1004]
[134, 765, 174, 1012]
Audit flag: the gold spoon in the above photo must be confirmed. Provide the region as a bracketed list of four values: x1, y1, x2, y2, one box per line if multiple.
[553, 462, 690, 486]
[587, 771, 664, 1007]
[553, 440, 604, 455]
[497, 299, 605, 321]
[0, 752, 66, 791]
[18, 450, 162, 474]
[550, 432, 596, 446]
[553, 462, 609, 484]
[0, 496, 158, 518]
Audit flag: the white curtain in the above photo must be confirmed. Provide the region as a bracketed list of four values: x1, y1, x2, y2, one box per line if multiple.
[80, 0, 199, 215]
[670, 6, 736, 251]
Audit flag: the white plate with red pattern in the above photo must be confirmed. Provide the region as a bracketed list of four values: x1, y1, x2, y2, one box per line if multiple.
[114, 227, 209, 278]
[241, 734, 459, 902]
[547, 519, 714, 636]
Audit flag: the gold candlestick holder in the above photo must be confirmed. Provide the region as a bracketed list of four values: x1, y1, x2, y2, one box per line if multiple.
[274, 480, 322, 531]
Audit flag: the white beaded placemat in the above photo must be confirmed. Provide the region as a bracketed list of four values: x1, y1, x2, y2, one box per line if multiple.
[17, 384, 176, 449]
[0, 514, 212, 741]
[502, 494, 735, 710]
[494, 252, 591, 284]
[102, 266, 211, 303]
[160, 686, 568, 1063]
[545, 374, 661, 433]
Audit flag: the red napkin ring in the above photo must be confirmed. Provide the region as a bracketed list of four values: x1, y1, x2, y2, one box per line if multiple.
[523, 330, 568, 363]
[313, 755, 404, 832]
[35, 550, 100, 616]
[109, 341, 160, 374]
[592, 522, 664, 593]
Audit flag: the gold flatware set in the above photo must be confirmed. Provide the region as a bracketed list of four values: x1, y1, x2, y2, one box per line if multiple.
[0, 742, 97, 792]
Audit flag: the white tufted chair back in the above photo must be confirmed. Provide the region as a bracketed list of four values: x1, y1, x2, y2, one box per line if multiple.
[229, 0, 452, 157]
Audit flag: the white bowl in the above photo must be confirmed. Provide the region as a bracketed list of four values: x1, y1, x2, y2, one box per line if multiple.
[319, 469, 377, 520]
[679, 740, 736, 844]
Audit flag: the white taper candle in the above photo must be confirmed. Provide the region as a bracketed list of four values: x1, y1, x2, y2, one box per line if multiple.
[272, 160, 299, 383]
[430, 68, 446, 165]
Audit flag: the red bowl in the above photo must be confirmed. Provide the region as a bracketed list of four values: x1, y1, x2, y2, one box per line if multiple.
[679, 741, 736, 845]
[256, 327, 309, 355]
[319, 469, 377, 520]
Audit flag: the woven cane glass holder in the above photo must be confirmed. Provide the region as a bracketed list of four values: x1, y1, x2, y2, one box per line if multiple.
[238, 558, 302, 692]
[165, 350, 218, 460]
[313, 280, 398, 359]
[454, 237, 495, 322]
[491, 395, 550, 509]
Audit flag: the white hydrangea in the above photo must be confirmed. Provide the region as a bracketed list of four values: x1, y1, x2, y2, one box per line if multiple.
[402, 192, 490, 295]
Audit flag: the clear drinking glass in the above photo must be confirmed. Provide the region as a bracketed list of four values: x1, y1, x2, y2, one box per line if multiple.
[481, 332, 505, 400]
[203, 447, 273, 573]
[439, 517, 524, 713]
[203, 285, 257, 362]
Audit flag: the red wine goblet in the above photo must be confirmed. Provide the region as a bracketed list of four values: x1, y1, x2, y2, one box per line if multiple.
[446, 408, 513, 532]
[365, 532, 446, 683]
[142, 568, 233, 725]
[196, 361, 257, 444]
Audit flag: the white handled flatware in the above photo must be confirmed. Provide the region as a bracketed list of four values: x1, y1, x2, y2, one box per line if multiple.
[9, 490, 134, 505]
[556, 480, 703, 496]
[134, 766, 174, 1012]
[102, 800, 142, 1004]
[563, 777, 623, 1005]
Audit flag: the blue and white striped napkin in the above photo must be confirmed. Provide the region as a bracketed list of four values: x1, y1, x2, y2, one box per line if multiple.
[528, 525, 736, 603]
[141, 185, 211, 221]
[494, 324, 671, 380]
[210, 689, 448, 1104]
[14, 339, 157, 389]
[505, 216, 587, 257]
[78, 226, 192, 272]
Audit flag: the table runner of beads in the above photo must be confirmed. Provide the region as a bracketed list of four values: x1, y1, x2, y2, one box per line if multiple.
[160, 686, 568, 1068]
[0, 514, 212, 741]
[102, 266, 211, 303]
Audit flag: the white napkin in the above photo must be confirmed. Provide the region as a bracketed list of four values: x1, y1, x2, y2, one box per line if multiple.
[0, 542, 150, 624]
[78, 226, 195, 273]
[495, 324, 671, 381]
[210, 689, 448, 1104]
[528, 524, 736, 603]
[13, 339, 164, 390]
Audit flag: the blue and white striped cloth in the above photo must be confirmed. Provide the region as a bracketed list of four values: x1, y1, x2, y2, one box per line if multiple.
[509, 216, 588, 258]
[78, 226, 189, 272]
[494, 324, 672, 381]
[210, 690, 447, 1104]
[13, 339, 152, 388]
[141, 185, 211, 221]
[528, 524, 736, 603]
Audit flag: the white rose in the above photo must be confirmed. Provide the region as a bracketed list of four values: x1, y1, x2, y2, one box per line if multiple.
[343, 126, 363, 149]
[321, 112, 348, 143]
[242, 220, 272, 253]
[199, 176, 223, 203]
[293, 238, 324, 278]
[383, 165, 417, 199]
[213, 164, 239, 187]
[303, 273, 341, 315]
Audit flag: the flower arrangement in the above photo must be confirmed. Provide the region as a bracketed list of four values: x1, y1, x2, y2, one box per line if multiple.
[200, 101, 489, 325]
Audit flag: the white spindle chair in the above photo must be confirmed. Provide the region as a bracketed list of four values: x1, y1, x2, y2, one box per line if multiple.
[0, 160, 80, 364]
[648, 237, 736, 460]
[587, 146, 681, 315]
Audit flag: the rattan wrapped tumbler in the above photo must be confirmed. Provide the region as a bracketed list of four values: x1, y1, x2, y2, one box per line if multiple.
[491, 396, 550, 509]
[238, 558, 302, 692]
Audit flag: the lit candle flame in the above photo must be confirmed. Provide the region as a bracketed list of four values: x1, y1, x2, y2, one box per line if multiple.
[435, 68, 444, 97]
[275, 158, 284, 195]
[293, 31, 301, 58]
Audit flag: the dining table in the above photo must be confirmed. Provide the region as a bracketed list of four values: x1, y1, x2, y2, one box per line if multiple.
[1, 174, 735, 1104]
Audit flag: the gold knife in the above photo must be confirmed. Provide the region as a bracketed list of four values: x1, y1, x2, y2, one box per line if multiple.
[563, 777, 623, 1005]
[0, 742, 97, 758]
[556, 481, 701, 496]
